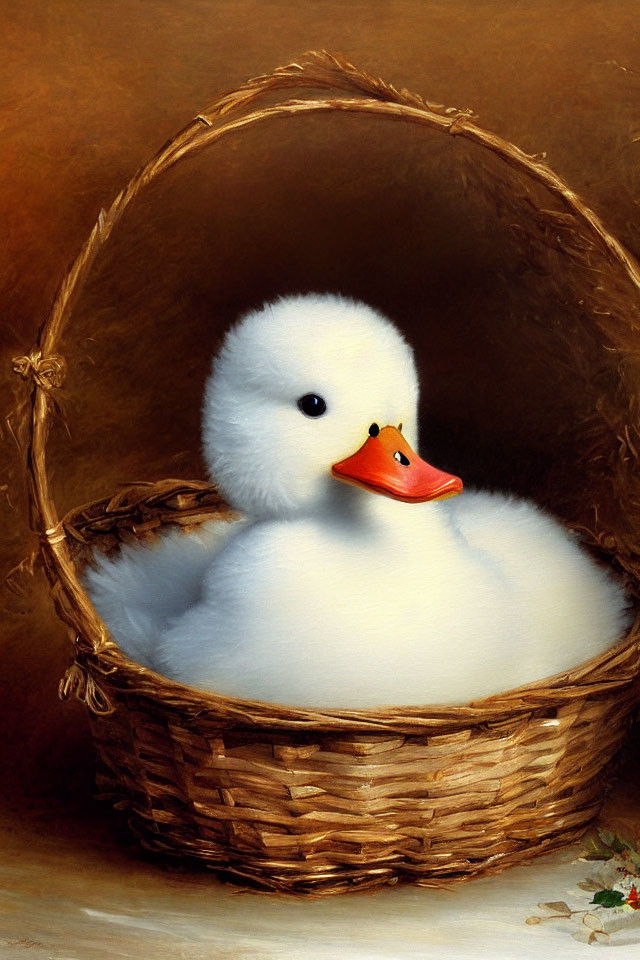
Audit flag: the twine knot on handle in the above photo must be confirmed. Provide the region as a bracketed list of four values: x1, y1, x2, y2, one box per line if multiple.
[59, 659, 114, 716]
[12, 349, 66, 390]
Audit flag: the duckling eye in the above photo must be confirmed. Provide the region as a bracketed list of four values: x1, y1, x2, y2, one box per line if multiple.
[297, 394, 327, 418]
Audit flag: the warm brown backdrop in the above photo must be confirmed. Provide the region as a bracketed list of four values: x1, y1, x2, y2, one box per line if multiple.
[2, 0, 640, 811]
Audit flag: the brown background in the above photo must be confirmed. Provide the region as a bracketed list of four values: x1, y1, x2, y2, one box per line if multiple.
[2, 0, 640, 817]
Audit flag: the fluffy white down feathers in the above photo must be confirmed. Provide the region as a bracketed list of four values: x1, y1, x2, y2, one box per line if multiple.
[85, 294, 632, 707]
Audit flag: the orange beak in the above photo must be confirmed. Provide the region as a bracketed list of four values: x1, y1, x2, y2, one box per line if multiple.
[331, 425, 463, 503]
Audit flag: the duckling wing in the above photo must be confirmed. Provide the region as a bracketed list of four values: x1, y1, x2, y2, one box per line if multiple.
[83, 518, 245, 668]
[445, 489, 632, 669]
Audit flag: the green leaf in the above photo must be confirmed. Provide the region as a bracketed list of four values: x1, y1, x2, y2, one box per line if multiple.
[611, 836, 630, 854]
[583, 827, 640, 866]
[598, 830, 616, 848]
[596, 828, 637, 857]
[590, 889, 626, 908]
[582, 830, 614, 859]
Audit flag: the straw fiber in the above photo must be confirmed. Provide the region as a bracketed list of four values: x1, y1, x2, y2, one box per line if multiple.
[12, 52, 640, 894]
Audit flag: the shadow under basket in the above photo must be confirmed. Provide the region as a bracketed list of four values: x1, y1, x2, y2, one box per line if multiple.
[14, 52, 640, 895]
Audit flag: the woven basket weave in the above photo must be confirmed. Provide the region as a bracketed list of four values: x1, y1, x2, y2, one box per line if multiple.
[13, 52, 640, 895]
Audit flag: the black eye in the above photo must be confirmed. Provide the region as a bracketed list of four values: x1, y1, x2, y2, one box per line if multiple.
[297, 394, 327, 418]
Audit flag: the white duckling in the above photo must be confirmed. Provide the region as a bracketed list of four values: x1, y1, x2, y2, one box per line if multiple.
[86, 293, 631, 707]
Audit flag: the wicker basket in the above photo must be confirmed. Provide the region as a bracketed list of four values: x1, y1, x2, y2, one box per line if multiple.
[13, 51, 640, 895]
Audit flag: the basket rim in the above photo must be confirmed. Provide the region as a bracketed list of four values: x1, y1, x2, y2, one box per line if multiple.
[61, 478, 640, 730]
[14, 50, 640, 723]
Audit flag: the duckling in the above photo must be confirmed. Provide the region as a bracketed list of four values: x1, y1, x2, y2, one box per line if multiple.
[86, 294, 632, 707]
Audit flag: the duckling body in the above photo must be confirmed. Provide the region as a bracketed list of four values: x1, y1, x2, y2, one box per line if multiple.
[154, 487, 629, 706]
[86, 294, 632, 707]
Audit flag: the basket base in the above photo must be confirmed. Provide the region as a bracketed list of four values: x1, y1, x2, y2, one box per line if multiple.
[125, 817, 594, 896]
[91, 718, 626, 897]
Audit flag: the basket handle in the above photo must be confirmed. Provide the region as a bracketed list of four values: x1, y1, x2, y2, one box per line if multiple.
[13, 50, 640, 674]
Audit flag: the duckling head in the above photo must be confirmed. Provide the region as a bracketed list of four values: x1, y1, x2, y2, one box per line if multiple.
[203, 293, 462, 519]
